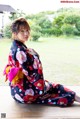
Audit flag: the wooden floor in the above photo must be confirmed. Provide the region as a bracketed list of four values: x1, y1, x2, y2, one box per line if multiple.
[0, 86, 80, 119]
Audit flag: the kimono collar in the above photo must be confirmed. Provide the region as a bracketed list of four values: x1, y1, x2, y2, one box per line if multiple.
[13, 39, 27, 49]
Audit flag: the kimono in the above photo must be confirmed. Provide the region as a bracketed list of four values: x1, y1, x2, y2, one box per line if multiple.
[4, 40, 75, 107]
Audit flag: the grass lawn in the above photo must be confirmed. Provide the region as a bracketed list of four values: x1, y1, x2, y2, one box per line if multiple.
[1, 37, 80, 86]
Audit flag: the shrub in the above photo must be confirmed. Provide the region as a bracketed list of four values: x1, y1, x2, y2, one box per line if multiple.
[3, 24, 11, 39]
[61, 24, 74, 35]
[76, 21, 80, 31]
[31, 31, 41, 41]
[51, 27, 62, 36]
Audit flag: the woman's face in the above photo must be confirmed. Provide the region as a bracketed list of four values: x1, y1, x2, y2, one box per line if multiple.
[15, 26, 30, 43]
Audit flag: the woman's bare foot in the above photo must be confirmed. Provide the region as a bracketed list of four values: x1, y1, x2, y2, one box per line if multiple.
[75, 95, 80, 103]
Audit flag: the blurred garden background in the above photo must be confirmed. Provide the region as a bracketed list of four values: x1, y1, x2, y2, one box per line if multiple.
[1, 7, 80, 85]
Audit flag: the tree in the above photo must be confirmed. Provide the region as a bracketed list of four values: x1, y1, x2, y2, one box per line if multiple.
[61, 24, 74, 35]
[64, 14, 80, 24]
[53, 14, 65, 28]
[3, 24, 12, 38]
[30, 23, 41, 41]
[76, 21, 80, 31]
[9, 9, 26, 21]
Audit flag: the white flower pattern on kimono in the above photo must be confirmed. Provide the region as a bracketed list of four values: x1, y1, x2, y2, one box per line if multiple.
[25, 89, 34, 96]
[6, 40, 75, 106]
[16, 51, 27, 64]
[22, 69, 28, 76]
[33, 56, 39, 69]
[15, 94, 24, 102]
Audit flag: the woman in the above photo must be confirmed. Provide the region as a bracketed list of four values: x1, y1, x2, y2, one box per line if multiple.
[4, 18, 80, 107]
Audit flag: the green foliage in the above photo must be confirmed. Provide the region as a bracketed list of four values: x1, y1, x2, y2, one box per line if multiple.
[31, 31, 41, 41]
[62, 14, 80, 36]
[9, 9, 26, 21]
[3, 8, 80, 39]
[61, 24, 74, 35]
[25, 11, 54, 38]
[3, 24, 12, 38]
[25, 11, 54, 20]
[74, 28, 80, 36]
[76, 21, 80, 31]
[52, 9, 80, 37]
[52, 14, 65, 36]
[64, 15, 76, 24]
[64, 14, 80, 24]
[30, 24, 42, 41]
[53, 14, 65, 28]
[38, 17, 52, 28]
[37, 16, 52, 36]
[51, 27, 62, 36]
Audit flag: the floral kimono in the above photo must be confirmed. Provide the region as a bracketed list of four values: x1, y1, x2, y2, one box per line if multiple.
[4, 40, 75, 107]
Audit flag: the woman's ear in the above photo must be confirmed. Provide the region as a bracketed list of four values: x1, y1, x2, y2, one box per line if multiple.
[12, 32, 18, 39]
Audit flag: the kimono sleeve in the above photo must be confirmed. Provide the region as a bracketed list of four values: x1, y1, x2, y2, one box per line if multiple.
[16, 48, 44, 95]
[16, 49, 29, 76]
